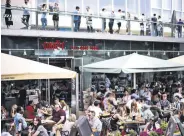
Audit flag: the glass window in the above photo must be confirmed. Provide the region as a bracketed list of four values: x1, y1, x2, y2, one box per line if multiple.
[99, 0, 112, 12]
[152, 9, 161, 16]
[176, 11, 182, 19]
[163, 0, 172, 9]
[173, 0, 182, 11]
[163, 10, 172, 21]
[152, 0, 162, 8]
[83, 0, 98, 15]
[49, 0, 65, 12]
[105, 41, 130, 50]
[131, 42, 153, 50]
[66, 0, 82, 12]
[127, 0, 138, 14]
[114, 0, 125, 12]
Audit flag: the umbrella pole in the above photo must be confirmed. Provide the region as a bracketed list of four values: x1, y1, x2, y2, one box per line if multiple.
[133, 73, 136, 89]
[76, 73, 79, 117]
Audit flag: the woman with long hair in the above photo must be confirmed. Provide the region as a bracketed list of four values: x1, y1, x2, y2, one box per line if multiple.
[4, 0, 12, 28]
[130, 102, 141, 120]
[60, 100, 69, 119]
[28, 117, 48, 136]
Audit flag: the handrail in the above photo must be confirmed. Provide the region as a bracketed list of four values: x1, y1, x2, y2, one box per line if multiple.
[1, 5, 184, 27]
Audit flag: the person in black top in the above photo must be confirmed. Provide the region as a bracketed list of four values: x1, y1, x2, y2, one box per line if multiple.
[19, 85, 27, 108]
[4, 0, 12, 28]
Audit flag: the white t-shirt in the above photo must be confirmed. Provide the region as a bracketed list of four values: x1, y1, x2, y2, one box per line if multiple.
[88, 105, 102, 117]
[116, 12, 122, 23]
[22, 3, 31, 15]
[62, 120, 75, 134]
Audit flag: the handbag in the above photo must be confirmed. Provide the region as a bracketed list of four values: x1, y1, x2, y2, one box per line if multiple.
[8, 17, 13, 25]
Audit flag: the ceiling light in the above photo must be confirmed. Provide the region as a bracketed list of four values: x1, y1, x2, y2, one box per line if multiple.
[163, 51, 166, 55]
[107, 51, 110, 57]
[83, 51, 86, 56]
[147, 51, 150, 56]
[23, 50, 27, 56]
[123, 51, 126, 56]
[9, 50, 11, 55]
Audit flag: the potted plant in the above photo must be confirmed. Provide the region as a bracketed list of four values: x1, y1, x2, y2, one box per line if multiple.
[149, 131, 159, 136]
[128, 129, 137, 136]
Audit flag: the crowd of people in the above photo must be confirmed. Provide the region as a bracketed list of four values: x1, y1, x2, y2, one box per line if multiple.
[1, 98, 74, 136]
[3, 0, 184, 37]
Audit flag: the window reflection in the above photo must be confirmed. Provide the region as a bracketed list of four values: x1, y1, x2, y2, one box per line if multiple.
[66, 0, 82, 12]
[99, 0, 112, 11]
[83, 0, 98, 15]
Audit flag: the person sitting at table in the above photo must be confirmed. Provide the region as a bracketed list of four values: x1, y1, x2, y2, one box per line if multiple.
[60, 100, 69, 119]
[88, 110, 102, 136]
[49, 104, 66, 136]
[1, 106, 8, 119]
[62, 114, 76, 134]
[53, 97, 62, 108]
[118, 102, 128, 118]
[89, 101, 102, 117]
[36, 104, 51, 119]
[156, 93, 171, 109]
[109, 109, 125, 134]
[14, 106, 28, 136]
[131, 89, 139, 99]
[9, 104, 18, 131]
[179, 107, 184, 123]
[156, 93, 171, 121]
[26, 101, 36, 119]
[130, 102, 141, 120]
[141, 104, 154, 121]
[11, 104, 18, 118]
[173, 89, 183, 102]
[28, 116, 49, 136]
[173, 95, 181, 111]
[122, 90, 131, 103]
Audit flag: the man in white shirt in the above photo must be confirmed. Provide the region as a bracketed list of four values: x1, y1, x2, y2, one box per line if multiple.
[22, 0, 31, 29]
[100, 8, 107, 32]
[88, 101, 102, 117]
[88, 110, 102, 136]
[86, 6, 93, 32]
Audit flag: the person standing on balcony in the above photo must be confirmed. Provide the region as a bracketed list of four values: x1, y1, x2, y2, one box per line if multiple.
[100, 8, 107, 32]
[157, 15, 163, 37]
[151, 14, 158, 36]
[177, 19, 184, 38]
[22, 0, 31, 29]
[73, 6, 80, 32]
[4, 0, 12, 29]
[109, 11, 115, 34]
[116, 9, 123, 34]
[86, 6, 93, 32]
[126, 12, 131, 35]
[41, 4, 47, 30]
[140, 13, 145, 36]
[52, 3, 59, 30]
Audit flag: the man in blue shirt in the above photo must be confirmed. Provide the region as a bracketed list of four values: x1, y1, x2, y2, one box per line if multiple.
[14, 106, 27, 134]
[177, 19, 184, 38]
[73, 6, 80, 32]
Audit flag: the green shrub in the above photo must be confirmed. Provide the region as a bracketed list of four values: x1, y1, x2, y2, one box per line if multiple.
[160, 121, 168, 131]
[149, 131, 159, 136]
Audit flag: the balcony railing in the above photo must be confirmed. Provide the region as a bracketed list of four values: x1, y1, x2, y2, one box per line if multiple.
[1, 5, 184, 38]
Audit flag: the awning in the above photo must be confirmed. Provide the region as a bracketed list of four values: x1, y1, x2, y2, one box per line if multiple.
[82, 53, 184, 73]
[1, 53, 76, 81]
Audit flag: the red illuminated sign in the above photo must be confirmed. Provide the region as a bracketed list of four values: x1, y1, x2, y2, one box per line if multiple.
[42, 40, 99, 50]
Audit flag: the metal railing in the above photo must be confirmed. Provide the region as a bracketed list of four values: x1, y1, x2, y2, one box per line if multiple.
[1, 5, 184, 38]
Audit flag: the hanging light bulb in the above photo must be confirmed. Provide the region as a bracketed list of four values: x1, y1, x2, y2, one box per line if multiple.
[107, 51, 110, 57]
[23, 50, 27, 56]
[177, 52, 180, 56]
[163, 51, 166, 55]
[147, 51, 150, 56]
[83, 51, 86, 56]
[9, 50, 11, 55]
[123, 51, 126, 56]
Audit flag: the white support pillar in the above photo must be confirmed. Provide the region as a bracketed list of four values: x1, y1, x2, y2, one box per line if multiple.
[133, 73, 136, 89]
[75, 73, 79, 117]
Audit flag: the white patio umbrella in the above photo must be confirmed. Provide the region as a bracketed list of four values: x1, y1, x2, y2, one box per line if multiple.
[168, 55, 184, 64]
[1, 53, 76, 80]
[82, 53, 184, 89]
